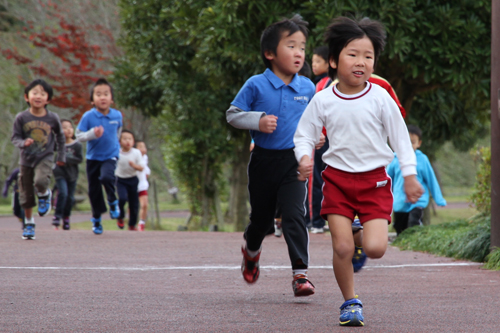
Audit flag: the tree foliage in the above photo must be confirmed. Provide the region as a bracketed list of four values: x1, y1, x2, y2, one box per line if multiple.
[0, 2, 118, 119]
[116, 0, 491, 226]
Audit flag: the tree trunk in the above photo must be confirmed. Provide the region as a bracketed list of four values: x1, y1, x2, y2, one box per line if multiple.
[227, 133, 251, 231]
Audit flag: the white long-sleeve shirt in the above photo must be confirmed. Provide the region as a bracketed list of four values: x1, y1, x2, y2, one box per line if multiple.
[294, 82, 417, 177]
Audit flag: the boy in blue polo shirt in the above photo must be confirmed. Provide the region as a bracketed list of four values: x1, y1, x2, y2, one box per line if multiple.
[76, 78, 122, 235]
[226, 14, 317, 297]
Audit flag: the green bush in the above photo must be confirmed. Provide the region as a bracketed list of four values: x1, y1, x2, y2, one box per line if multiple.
[469, 146, 491, 214]
[484, 248, 500, 270]
[393, 213, 491, 263]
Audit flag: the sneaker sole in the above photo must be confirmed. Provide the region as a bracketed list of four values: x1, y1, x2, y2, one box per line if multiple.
[294, 288, 315, 297]
[340, 316, 364, 326]
[21, 235, 35, 240]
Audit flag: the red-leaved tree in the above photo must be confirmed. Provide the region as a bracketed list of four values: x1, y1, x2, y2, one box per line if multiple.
[0, 1, 119, 120]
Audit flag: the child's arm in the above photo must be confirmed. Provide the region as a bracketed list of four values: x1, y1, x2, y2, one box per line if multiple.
[294, 97, 323, 180]
[421, 154, 447, 206]
[11, 114, 33, 148]
[54, 116, 66, 166]
[226, 105, 277, 132]
[129, 150, 144, 172]
[66, 143, 84, 165]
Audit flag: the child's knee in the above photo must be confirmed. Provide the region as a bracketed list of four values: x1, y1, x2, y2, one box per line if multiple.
[99, 174, 115, 185]
[363, 243, 387, 259]
[333, 240, 355, 258]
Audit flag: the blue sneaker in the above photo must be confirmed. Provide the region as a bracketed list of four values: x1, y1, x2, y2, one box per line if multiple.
[92, 217, 103, 235]
[352, 218, 363, 233]
[339, 297, 364, 326]
[352, 246, 367, 272]
[22, 223, 36, 240]
[37, 189, 52, 216]
[108, 200, 120, 219]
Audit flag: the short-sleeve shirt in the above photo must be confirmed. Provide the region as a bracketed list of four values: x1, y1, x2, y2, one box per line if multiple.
[231, 68, 315, 150]
[77, 108, 122, 161]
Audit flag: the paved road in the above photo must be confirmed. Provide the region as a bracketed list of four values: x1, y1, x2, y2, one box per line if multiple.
[0, 213, 498, 332]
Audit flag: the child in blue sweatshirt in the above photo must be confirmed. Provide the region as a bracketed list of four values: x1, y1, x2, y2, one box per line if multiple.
[387, 125, 446, 235]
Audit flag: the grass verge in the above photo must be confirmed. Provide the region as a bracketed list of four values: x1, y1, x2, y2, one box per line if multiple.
[392, 213, 492, 264]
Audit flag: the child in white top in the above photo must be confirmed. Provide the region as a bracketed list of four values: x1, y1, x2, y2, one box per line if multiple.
[115, 129, 144, 230]
[136, 140, 150, 231]
[294, 17, 423, 327]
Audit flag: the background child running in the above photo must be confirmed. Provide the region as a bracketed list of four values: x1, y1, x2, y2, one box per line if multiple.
[136, 140, 150, 231]
[11, 79, 66, 240]
[387, 125, 446, 235]
[226, 14, 317, 297]
[52, 119, 83, 230]
[115, 130, 144, 231]
[2, 168, 25, 227]
[76, 78, 122, 235]
[294, 17, 423, 326]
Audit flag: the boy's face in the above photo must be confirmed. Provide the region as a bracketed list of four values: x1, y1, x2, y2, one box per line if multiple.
[92, 84, 113, 112]
[312, 54, 329, 76]
[24, 84, 49, 109]
[120, 132, 135, 151]
[136, 142, 147, 155]
[330, 36, 374, 94]
[409, 133, 422, 151]
[265, 30, 306, 80]
[62, 121, 74, 139]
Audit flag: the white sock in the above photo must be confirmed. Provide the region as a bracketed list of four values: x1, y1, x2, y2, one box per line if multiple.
[246, 247, 261, 258]
[25, 217, 35, 225]
[293, 269, 307, 277]
[139, 220, 145, 225]
[37, 189, 50, 197]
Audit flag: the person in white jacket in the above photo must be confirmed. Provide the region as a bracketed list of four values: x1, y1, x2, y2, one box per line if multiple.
[293, 17, 423, 327]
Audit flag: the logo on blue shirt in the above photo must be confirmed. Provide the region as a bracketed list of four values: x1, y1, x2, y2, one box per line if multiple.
[294, 96, 309, 105]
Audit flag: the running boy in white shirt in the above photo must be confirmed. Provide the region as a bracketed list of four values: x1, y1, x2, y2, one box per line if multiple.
[115, 130, 144, 230]
[294, 17, 423, 326]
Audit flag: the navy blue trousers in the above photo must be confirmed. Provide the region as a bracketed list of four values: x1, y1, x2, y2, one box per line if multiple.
[117, 176, 139, 228]
[86, 159, 117, 219]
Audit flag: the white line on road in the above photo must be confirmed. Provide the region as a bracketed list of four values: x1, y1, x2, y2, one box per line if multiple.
[0, 262, 482, 271]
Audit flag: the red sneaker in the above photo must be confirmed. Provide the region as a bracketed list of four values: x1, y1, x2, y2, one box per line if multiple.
[292, 274, 315, 297]
[138, 223, 145, 231]
[241, 246, 261, 284]
[128, 225, 137, 231]
[117, 219, 124, 229]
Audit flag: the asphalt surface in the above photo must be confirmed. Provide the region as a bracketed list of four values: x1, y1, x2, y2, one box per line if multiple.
[0, 213, 498, 332]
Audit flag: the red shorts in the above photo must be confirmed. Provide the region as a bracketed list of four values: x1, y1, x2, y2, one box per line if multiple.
[138, 190, 148, 197]
[321, 166, 393, 224]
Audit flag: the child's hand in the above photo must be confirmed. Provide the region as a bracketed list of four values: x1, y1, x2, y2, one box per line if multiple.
[94, 125, 104, 138]
[56, 161, 65, 167]
[259, 115, 278, 133]
[298, 155, 313, 181]
[129, 161, 136, 168]
[404, 175, 424, 203]
[315, 133, 326, 150]
[24, 138, 34, 147]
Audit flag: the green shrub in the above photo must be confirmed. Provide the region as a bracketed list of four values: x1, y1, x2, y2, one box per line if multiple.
[484, 248, 500, 270]
[469, 146, 491, 214]
[392, 213, 491, 262]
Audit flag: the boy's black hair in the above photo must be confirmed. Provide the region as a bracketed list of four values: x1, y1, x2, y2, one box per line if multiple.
[90, 78, 114, 102]
[324, 17, 386, 80]
[120, 129, 135, 142]
[407, 125, 422, 140]
[60, 118, 76, 139]
[24, 79, 53, 105]
[313, 45, 329, 62]
[298, 61, 312, 78]
[260, 14, 309, 70]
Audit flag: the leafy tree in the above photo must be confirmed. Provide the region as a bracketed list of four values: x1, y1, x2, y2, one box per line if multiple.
[116, 0, 491, 229]
[0, 2, 117, 119]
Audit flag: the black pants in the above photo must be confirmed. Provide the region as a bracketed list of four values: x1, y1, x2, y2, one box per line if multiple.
[86, 159, 117, 219]
[246, 146, 309, 269]
[117, 176, 139, 228]
[393, 207, 424, 235]
[311, 137, 329, 228]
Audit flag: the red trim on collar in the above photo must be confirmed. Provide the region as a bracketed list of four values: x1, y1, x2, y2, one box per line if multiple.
[332, 82, 372, 100]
